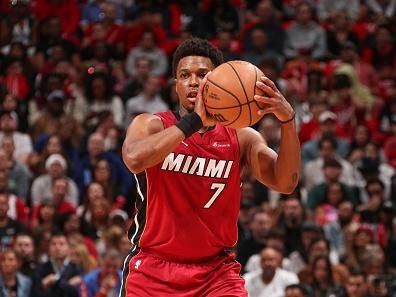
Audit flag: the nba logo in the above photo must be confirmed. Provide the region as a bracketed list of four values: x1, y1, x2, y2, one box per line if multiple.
[135, 260, 142, 270]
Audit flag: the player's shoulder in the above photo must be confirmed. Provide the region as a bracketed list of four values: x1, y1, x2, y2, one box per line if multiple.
[128, 113, 164, 134]
[236, 127, 266, 148]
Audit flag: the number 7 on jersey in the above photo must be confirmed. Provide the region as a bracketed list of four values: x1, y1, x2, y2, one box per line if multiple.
[204, 183, 225, 209]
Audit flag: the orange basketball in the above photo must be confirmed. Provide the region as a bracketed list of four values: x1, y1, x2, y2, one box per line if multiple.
[203, 60, 264, 128]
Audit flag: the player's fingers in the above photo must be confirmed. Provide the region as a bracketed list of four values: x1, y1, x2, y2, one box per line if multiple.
[255, 81, 276, 97]
[257, 107, 275, 116]
[254, 94, 272, 103]
[261, 76, 279, 93]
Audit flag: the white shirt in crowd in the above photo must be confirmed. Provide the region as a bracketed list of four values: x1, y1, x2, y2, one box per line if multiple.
[244, 268, 299, 297]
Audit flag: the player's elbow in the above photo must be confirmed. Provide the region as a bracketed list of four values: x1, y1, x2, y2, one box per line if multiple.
[277, 178, 299, 195]
[122, 145, 145, 174]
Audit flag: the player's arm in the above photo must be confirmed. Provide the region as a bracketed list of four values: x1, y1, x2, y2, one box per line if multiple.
[122, 75, 213, 174]
[238, 76, 301, 194]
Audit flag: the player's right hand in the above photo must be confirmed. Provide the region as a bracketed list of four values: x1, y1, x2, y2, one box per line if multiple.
[195, 72, 216, 128]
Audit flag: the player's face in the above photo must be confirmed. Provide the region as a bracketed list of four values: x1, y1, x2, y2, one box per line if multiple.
[175, 56, 214, 113]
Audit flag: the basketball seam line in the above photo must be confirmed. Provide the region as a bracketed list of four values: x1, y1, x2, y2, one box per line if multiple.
[206, 77, 243, 127]
[205, 100, 257, 109]
[226, 62, 252, 126]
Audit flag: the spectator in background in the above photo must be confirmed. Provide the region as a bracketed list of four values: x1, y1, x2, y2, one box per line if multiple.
[303, 136, 356, 192]
[73, 133, 132, 196]
[81, 0, 124, 29]
[0, 194, 25, 250]
[259, 115, 281, 152]
[31, 154, 78, 207]
[365, 0, 396, 19]
[34, 232, 82, 297]
[14, 232, 37, 280]
[0, 248, 32, 297]
[301, 111, 350, 162]
[243, 27, 283, 69]
[284, 2, 327, 60]
[4, 0, 34, 46]
[340, 270, 369, 297]
[32, 0, 80, 35]
[317, 0, 359, 22]
[243, 0, 284, 53]
[81, 72, 124, 128]
[69, 242, 97, 275]
[1, 135, 30, 199]
[215, 30, 241, 62]
[324, 201, 358, 261]
[305, 255, 342, 297]
[0, 111, 32, 164]
[285, 284, 309, 297]
[307, 159, 360, 212]
[347, 125, 372, 165]
[244, 247, 299, 297]
[125, 75, 167, 125]
[122, 56, 152, 101]
[125, 30, 168, 77]
[80, 249, 122, 297]
[0, 170, 29, 224]
[238, 211, 273, 268]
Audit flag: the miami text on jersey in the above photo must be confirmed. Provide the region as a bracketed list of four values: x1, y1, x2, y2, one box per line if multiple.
[161, 153, 234, 179]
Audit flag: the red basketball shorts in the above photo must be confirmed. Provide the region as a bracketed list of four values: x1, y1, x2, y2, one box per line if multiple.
[119, 249, 248, 297]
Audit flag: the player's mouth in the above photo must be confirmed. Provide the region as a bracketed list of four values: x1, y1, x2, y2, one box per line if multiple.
[187, 91, 198, 103]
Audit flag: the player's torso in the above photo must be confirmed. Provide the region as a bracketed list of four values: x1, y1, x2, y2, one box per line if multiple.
[130, 111, 241, 261]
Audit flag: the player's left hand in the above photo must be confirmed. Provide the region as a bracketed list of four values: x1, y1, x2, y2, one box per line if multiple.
[254, 76, 295, 122]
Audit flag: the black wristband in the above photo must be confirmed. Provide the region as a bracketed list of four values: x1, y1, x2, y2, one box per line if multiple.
[175, 112, 203, 138]
[279, 111, 296, 124]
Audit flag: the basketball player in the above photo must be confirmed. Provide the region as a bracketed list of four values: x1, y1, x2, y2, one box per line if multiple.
[120, 38, 301, 296]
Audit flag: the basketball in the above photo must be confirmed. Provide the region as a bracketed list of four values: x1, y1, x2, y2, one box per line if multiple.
[203, 60, 264, 128]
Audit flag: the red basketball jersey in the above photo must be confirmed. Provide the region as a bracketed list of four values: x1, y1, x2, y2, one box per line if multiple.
[128, 111, 241, 262]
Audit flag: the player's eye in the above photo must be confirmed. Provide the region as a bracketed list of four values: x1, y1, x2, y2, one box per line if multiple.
[200, 72, 207, 78]
[179, 72, 188, 79]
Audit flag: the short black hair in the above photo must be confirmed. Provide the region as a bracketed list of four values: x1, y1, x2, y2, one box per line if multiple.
[318, 135, 338, 150]
[323, 158, 342, 169]
[285, 284, 309, 296]
[333, 74, 352, 90]
[172, 37, 224, 77]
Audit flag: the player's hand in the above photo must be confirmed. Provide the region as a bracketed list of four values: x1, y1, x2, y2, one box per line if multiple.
[194, 72, 216, 127]
[254, 76, 294, 122]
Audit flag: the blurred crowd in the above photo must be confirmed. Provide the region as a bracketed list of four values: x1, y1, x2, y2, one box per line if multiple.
[0, 0, 395, 296]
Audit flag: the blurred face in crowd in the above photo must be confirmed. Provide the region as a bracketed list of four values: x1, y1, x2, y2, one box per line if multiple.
[0, 194, 9, 220]
[327, 182, 344, 206]
[135, 57, 151, 79]
[250, 212, 272, 240]
[340, 48, 357, 63]
[217, 31, 232, 51]
[87, 182, 105, 201]
[310, 102, 327, 120]
[46, 136, 62, 155]
[0, 150, 9, 171]
[338, 201, 354, 225]
[94, 160, 111, 183]
[52, 178, 68, 204]
[250, 28, 267, 51]
[2, 94, 17, 112]
[376, 27, 392, 48]
[0, 114, 17, 133]
[15, 235, 35, 259]
[175, 56, 213, 113]
[87, 133, 105, 157]
[92, 77, 107, 99]
[346, 275, 366, 297]
[1, 136, 15, 158]
[40, 203, 55, 222]
[323, 164, 341, 182]
[91, 199, 110, 221]
[48, 161, 65, 179]
[355, 230, 372, 249]
[259, 117, 280, 144]
[102, 3, 116, 22]
[334, 11, 349, 30]
[49, 235, 70, 262]
[296, 3, 312, 25]
[319, 140, 336, 160]
[144, 76, 162, 98]
[48, 17, 61, 38]
[256, 0, 273, 23]
[312, 257, 330, 283]
[101, 251, 122, 276]
[140, 32, 156, 51]
[0, 250, 18, 275]
[285, 287, 306, 297]
[283, 198, 303, 227]
[260, 248, 282, 280]
[364, 143, 379, 160]
[320, 119, 337, 136]
[64, 213, 80, 234]
[0, 171, 8, 192]
[309, 240, 329, 263]
[354, 125, 370, 146]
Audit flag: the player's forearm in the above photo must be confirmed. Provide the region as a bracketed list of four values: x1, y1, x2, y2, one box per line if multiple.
[122, 126, 185, 173]
[274, 120, 301, 194]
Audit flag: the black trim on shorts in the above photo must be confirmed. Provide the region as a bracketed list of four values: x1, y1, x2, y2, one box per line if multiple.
[119, 247, 140, 297]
